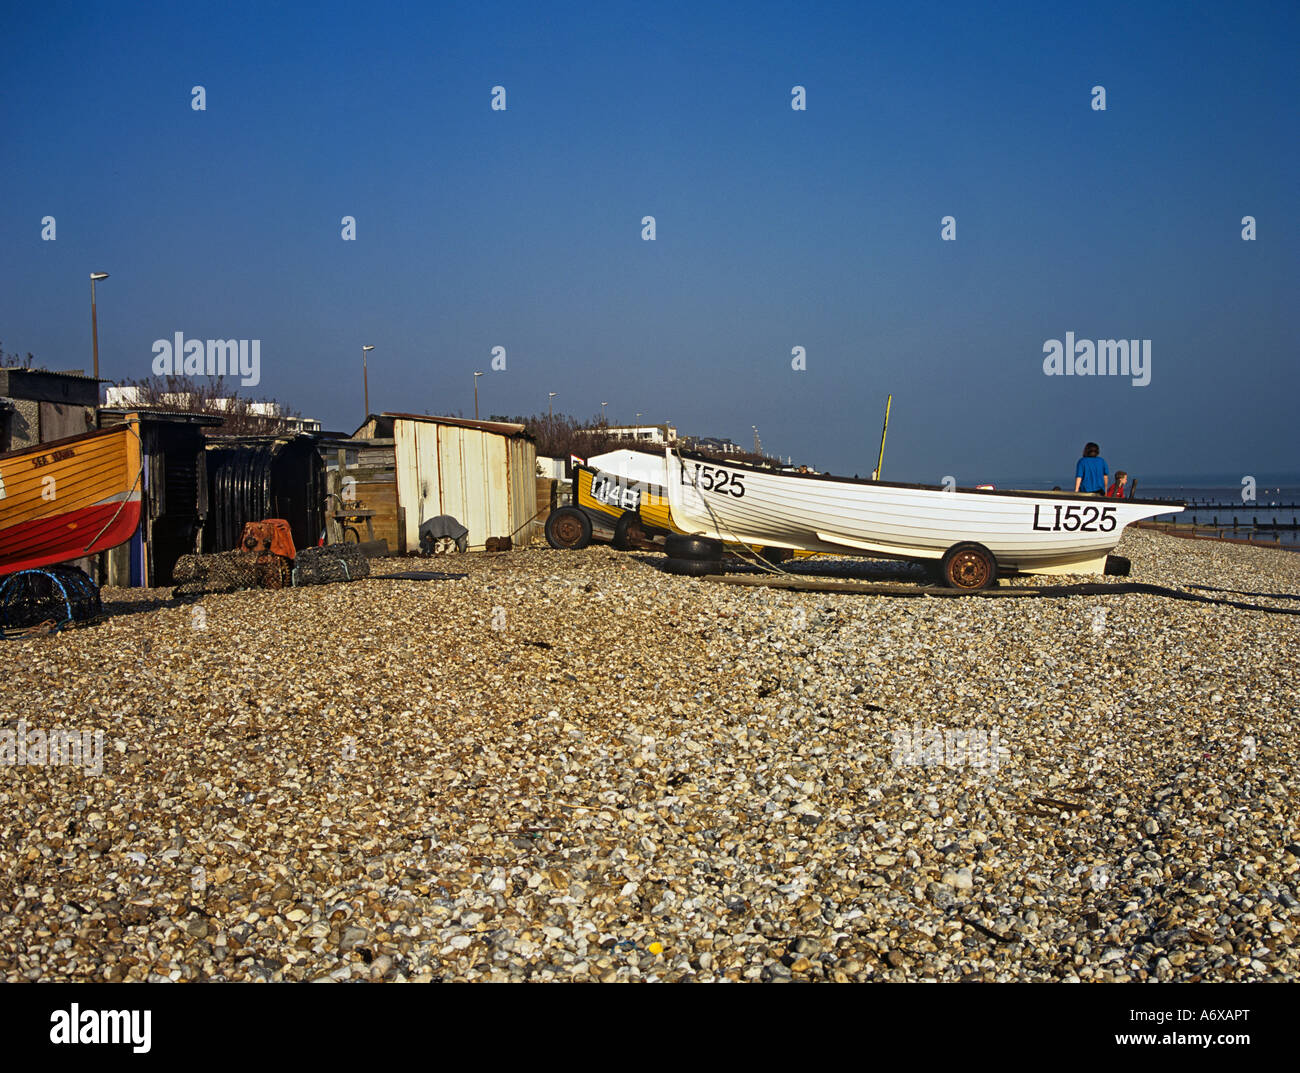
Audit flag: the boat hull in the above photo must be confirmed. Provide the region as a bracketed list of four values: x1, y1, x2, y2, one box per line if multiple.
[664, 450, 1183, 575]
[0, 422, 143, 575]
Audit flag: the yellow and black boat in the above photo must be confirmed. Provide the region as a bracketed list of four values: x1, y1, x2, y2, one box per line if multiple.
[545, 456, 816, 562]
[545, 462, 674, 550]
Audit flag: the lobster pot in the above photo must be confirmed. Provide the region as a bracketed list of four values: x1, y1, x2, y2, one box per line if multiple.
[292, 545, 371, 586]
[172, 551, 289, 597]
[0, 566, 102, 632]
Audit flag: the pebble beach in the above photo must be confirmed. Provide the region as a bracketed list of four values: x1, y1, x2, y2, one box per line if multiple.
[1, 528, 1297, 983]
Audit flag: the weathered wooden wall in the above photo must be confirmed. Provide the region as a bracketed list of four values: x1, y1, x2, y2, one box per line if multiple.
[324, 439, 401, 552]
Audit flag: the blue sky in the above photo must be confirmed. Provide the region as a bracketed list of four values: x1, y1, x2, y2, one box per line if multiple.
[1, 0, 1296, 484]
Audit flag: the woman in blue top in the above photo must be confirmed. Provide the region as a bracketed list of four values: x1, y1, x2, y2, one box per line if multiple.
[1073, 442, 1109, 495]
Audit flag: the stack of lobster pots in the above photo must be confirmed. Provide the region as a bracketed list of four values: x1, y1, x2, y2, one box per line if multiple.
[172, 520, 296, 596]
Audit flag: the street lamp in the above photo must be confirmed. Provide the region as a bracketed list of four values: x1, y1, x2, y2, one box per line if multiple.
[473, 371, 484, 420]
[90, 272, 109, 381]
[548, 392, 558, 419]
[361, 345, 375, 417]
[601, 401, 608, 424]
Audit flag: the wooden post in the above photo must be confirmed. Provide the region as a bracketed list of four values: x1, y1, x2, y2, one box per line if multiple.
[326, 470, 342, 544]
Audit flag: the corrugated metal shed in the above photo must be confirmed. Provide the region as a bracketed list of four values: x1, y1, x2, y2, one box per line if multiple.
[357, 413, 536, 550]
[202, 434, 324, 554]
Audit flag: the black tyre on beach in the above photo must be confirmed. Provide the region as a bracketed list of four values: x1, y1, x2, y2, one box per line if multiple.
[939, 542, 997, 590]
[663, 556, 723, 577]
[545, 507, 593, 549]
[1104, 554, 1131, 576]
[613, 513, 652, 551]
[664, 534, 723, 561]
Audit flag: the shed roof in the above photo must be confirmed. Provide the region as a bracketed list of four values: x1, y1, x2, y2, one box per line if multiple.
[354, 412, 533, 439]
[99, 407, 224, 427]
[0, 367, 100, 385]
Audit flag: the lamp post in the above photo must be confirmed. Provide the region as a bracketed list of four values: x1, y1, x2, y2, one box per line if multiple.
[361, 345, 375, 417]
[548, 392, 558, 420]
[90, 272, 109, 382]
[474, 371, 484, 420]
[600, 401, 608, 424]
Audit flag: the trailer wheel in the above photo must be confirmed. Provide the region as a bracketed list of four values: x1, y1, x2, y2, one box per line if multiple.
[1104, 554, 1131, 576]
[664, 534, 723, 561]
[545, 507, 593, 550]
[939, 542, 997, 590]
[759, 546, 793, 565]
[613, 513, 650, 551]
[664, 556, 723, 577]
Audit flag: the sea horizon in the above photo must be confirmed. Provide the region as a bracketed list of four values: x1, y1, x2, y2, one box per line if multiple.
[983, 474, 1300, 497]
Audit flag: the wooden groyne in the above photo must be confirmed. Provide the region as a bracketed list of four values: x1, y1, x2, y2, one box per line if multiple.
[1133, 520, 1298, 551]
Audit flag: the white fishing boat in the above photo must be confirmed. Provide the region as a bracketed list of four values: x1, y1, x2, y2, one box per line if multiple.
[664, 448, 1183, 588]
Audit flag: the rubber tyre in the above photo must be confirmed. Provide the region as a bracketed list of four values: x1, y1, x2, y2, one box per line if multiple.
[343, 526, 361, 544]
[545, 507, 593, 550]
[663, 556, 723, 577]
[1104, 554, 1131, 577]
[613, 513, 649, 551]
[939, 542, 997, 591]
[664, 534, 724, 561]
[759, 546, 793, 565]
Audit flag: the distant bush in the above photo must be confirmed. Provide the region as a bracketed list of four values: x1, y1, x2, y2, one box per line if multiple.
[117, 375, 305, 435]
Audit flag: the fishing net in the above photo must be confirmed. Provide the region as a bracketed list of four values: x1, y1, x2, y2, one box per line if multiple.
[0, 566, 103, 635]
[172, 552, 291, 598]
[292, 545, 371, 586]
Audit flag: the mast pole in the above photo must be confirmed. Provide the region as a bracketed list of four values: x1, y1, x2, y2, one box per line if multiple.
[875, 394, 892, 480]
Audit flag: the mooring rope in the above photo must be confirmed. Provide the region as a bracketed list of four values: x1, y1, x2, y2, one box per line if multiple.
[82, 421, 146, 555]
[675, 454, 793, 576]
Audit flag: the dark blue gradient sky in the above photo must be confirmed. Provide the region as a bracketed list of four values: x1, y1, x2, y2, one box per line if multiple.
[2, 0, 1295, 484]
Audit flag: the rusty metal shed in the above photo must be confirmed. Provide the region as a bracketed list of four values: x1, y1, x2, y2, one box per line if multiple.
[353, 413, 537, 551]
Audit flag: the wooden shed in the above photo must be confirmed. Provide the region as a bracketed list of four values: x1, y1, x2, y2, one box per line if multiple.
[98, 408, 223, 586]
[315, 432, 402, 551]
[352, 413, 537, 552]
